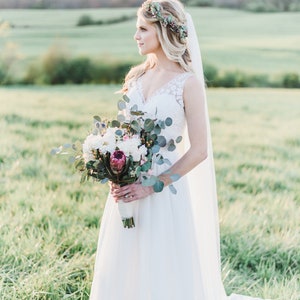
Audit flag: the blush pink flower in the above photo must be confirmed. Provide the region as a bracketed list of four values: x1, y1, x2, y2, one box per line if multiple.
[110, 150, 126, 174]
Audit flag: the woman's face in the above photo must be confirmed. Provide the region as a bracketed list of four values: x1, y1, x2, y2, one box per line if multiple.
[134, 15, 161, 55]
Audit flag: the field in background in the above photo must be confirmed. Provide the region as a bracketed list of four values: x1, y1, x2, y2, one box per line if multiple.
[0, 85, 299, 299]
[1, 8, 300, 77]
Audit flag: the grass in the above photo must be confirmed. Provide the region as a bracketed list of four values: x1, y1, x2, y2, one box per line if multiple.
[1, 8, 300, 76]
[0, 85, 299, 299]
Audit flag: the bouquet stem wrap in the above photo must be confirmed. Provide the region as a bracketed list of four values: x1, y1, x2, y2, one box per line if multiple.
[118, 200, 135, 228]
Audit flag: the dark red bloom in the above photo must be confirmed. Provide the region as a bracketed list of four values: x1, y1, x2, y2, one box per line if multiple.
[110, 150, 126, 174]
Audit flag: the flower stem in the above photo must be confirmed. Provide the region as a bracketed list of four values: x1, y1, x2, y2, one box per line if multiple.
[122, 217, 135, 228]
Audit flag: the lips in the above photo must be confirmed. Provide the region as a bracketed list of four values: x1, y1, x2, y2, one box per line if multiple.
[138, 43, 144, 47]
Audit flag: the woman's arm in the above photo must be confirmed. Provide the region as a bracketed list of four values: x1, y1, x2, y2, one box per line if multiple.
[159, 75, 207, 187]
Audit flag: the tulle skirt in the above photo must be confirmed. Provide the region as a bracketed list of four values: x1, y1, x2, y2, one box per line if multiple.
[89, 175, 207, 300]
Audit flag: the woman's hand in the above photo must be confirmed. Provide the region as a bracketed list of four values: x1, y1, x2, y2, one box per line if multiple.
[110, 182, 153, 203]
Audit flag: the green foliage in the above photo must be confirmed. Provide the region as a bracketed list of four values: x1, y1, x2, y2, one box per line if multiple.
[77, 14, 94, 26]
[1, 8, 300, 85]
[24, 48, 132, 85]
[282, 73, 300, 88]
[77, 14, 135, 27]
[20, 52, 300, 88]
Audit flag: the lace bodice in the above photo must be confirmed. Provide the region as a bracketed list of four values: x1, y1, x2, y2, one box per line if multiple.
[126, 72, 193, 142]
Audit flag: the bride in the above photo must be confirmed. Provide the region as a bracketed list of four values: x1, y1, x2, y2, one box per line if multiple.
[90, 1, 268, 299]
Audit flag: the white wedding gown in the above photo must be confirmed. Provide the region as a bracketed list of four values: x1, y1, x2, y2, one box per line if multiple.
[89, 73, 266, 300]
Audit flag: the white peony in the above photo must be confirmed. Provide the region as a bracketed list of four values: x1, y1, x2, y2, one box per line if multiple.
[117, 136, 147, 161]
[101, 128, 117, 153]
[82, 129, 118, 162]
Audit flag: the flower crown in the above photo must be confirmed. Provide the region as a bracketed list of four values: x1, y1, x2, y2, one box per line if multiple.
[143, 1, 188, 42]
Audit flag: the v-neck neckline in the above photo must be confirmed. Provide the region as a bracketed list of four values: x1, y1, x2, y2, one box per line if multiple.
[138, 72, 185, 104]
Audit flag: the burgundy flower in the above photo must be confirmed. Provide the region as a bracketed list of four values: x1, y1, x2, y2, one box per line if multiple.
[110, 150, 126, 174]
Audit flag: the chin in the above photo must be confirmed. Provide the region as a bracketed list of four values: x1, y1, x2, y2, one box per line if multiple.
[139, 48, 147, 56]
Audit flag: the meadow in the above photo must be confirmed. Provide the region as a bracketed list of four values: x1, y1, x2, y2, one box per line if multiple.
[0, 85, 299, 299]
[1, 8, 300, 77]
[0, 5, 300, 300]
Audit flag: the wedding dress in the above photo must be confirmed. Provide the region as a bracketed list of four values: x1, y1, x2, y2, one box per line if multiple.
[89, 72, 265, 300]
[89, 11, 266, 300]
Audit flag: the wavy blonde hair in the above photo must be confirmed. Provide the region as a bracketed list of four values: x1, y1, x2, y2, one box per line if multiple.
[122, 0, 191, 93]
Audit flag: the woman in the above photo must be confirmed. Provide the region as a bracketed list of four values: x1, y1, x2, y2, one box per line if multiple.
[90, 1, 267, 299]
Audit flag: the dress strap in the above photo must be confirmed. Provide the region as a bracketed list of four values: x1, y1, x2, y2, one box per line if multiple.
[173, 72, 194, 108]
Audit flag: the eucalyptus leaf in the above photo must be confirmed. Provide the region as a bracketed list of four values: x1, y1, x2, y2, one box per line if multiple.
[150, 134, 157, 141]
[163, 158, 172, 166]
[118, 100, 126, 110]
[156, 158, 164, 165]
[136, 166, 141, 177]
[141, 161, 151, 171]
[115, 129, 123, 136]
[123, 94, 130, 103]
[168, 144, 176, 151]
[169, 184, 177, 194]
[117, 114, 125, 122]
[63, 143, 71, 149]
[69, 156, 75, 164]
[153, 125, 161, 135]
[130, 120, 140, 132]
[144, 118, 155, 131]
[152, 144, 160, 154]
[157, 135, 166, 147]
[131, 104, 138, 112]
[142, 175, 157, 186]
[158, 120, 165, 129]
[176, 136, 183, 143]
[101, 178, 109, 184]
[50, 148, 59, 155]
[111, 120, 120, 128]
[167, 139, 176, 152]
[93, 115, 101, 122]
[165, 117, 173, 126]
[153, 180, 164, 192]
[170, 174, 181, 182]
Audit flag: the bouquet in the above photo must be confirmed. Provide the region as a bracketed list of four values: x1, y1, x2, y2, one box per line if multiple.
[52, 95, 182, 228]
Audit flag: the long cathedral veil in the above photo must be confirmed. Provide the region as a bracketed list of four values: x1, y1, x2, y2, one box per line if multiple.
[185, 12, 227, 300]
[185, 12, 266, 300]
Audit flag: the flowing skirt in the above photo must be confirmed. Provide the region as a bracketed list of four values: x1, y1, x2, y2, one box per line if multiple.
[90, 175, 207, 300]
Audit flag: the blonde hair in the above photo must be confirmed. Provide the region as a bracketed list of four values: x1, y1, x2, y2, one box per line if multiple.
[122, 0, 191, 93]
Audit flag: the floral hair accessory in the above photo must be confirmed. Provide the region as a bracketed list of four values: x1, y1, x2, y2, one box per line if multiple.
[143, 1, 188, 42]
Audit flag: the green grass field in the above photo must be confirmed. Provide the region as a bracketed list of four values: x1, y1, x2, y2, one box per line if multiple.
[1, 8, 300, 76]
[0, 85, 299, 299]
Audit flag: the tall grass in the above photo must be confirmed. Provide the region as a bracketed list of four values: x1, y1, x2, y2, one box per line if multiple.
[0, 85, 299, 299]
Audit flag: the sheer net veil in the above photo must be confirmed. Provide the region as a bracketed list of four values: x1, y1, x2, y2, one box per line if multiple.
[185, 12, 266, 300]
[184, 12, 227, 300]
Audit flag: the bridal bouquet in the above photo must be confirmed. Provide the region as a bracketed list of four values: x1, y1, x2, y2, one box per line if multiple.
[52, 95, 182, 228]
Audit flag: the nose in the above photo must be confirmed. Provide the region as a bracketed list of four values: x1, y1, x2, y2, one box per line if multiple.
[134, 31, 140, 41]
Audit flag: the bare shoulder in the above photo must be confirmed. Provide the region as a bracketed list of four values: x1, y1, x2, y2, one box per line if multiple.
[183, 74, 205, 106]
[184, 74, 202, 90]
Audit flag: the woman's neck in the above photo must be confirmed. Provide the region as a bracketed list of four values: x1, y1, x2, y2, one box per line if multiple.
[148, 49, 182, 73]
